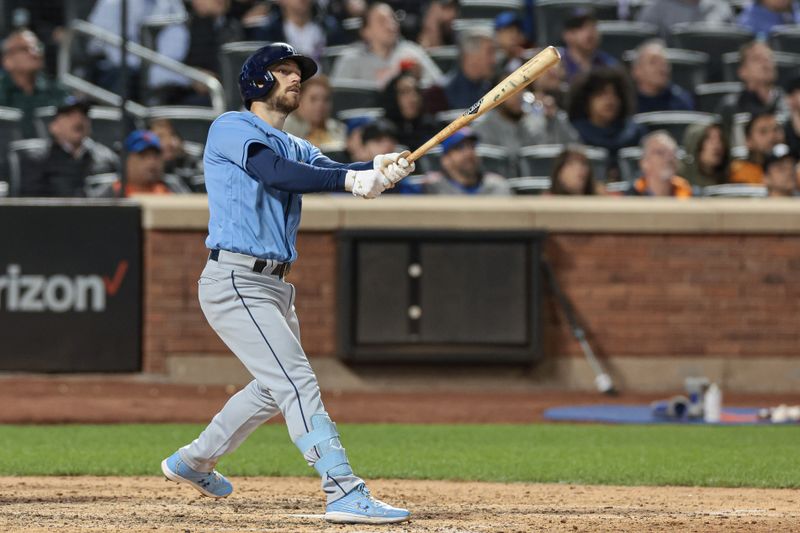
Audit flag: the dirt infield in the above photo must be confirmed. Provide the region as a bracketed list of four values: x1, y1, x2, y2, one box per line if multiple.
[1, 476, 798, 532]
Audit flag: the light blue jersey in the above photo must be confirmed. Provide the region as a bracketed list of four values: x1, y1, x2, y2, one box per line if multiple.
[203, 111, 331, 262]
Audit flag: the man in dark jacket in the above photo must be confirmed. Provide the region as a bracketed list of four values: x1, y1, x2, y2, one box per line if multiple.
[19, 98, 119, 197]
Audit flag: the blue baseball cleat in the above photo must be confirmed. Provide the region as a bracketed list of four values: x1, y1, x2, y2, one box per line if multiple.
[161, 451, 233, 499]
[325, 484, 410, 524]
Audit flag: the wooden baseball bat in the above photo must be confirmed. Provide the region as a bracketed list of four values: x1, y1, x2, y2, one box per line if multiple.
[404, 46, 562, 164]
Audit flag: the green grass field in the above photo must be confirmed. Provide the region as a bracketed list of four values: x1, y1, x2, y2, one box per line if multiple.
[0, 424, 798, 488]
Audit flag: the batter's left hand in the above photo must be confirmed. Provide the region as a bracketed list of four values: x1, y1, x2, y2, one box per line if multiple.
[374, 152, 416, 188]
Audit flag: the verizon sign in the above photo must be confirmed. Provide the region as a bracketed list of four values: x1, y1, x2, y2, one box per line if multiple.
[0, 201, 141, 372]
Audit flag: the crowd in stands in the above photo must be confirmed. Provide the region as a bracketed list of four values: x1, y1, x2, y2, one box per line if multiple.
[1, 0, 800, 199]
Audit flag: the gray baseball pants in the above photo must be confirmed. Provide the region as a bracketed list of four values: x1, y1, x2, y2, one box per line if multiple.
[177, 250, 363, 503]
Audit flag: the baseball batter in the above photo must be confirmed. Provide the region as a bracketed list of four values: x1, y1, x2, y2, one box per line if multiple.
[160, 43, 414, 524]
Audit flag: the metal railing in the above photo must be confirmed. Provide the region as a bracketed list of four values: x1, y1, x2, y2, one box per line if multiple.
[58, 19, 225, 116]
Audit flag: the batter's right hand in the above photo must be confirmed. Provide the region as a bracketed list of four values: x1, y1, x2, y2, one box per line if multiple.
[346, 169, 385, 199]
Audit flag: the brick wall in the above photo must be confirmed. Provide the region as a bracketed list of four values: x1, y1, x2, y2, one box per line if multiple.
[143, 231, 337, 372]
[143, 231, 800, 372]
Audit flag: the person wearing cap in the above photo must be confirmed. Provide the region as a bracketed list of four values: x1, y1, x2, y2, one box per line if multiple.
[18, 98, 119, 197]
[149, 118, 206, 192]
[635, 0, 733, 40]
[559, 8, 618, 83]
[730, 110, 785, 184]
[331, 3, 443, 89]
[494, 11, 528, 74]
[784, 76, 800, 160]
[0, 29, 68, 138]
[108, 130, 184, 196]
[406, 128, 511, 195]
[627, 130, 693, 198]
[763, 143, 798, 197]
[343, 116, 373, 163]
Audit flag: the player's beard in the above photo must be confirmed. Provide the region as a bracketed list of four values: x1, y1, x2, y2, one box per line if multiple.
[267, 89, 300, 115]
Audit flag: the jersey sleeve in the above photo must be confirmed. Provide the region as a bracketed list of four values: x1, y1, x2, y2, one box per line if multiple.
[246, 144, 348, 193]
[206, 114, 266, 169]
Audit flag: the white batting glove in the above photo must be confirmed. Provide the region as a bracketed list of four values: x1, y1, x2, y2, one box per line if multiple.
[374, 152, 416, 187]
[345, 169, 385, 199]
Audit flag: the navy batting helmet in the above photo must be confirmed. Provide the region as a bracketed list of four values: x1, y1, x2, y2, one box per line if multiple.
[239, 42, 318, 109]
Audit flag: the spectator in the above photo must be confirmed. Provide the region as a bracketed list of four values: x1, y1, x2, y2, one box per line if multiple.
[729, 110, 784, 184]
[250, 0, 342, 60]
[18, 98, 119, 197]
[548, 146, 598, 195]
[560, 9, 618, 83]
[628, 131, 693, 197]
[343, 116, 372, 163]
[737, 0, 800, 39]
[635, 0, 734, 40]
[474, 85, 578, 164]
[762, 143, 798, 196]
[717, 41, 787, 126]
[148, 118, 205, 192]
[401, 128, 510, 194]
[382, 71, 438, 150]
[331, 2, 443, 88]
[784, 76, 800, 159]
[0, 29, 68, 138]
[679, 122, 731, 187]
[149, 0, 244, 106]
[438, 29, 496, 110]
[494, 11, 528, 74]
[531, 54, 569, 112]
[284, 75, 347, 152]
[360, 118, 400, 159]
[109, 131, 180, 196]
[88, 0, 187, 98]
[568, 68, 646, 181]
[631, 40, 694, 113]
[417, 0, 459, 49]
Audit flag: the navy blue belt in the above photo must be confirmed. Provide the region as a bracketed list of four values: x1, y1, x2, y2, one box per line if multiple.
[209, 249, 291, 278]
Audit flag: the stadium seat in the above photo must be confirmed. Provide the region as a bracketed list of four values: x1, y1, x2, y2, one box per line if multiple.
[508, 176, 551, 195]
[452, 18, 494, 40]
[340, 17, 362, 45]
[7, 138, 48, 197]
[33, 106, 58, 138]
[703, 184, 767, 198]
[428, 46, 459, 75]
[336, 108, 385, 122]
[330, 79, 381, 114]
[460, 0, 523, 19]
[617, 146, 642, 182]
[477, 144, 513, 177]
[633, 111, 718, 142]
[88, 106, 129, 150]
[694, 82, 743, 114]
[147, 106, 219, 144]
[769, 25, 800, 53]
[0, 106, 24, 185]
[518, 144, 608, 180]
[623, 48, 709, 94]
[319, 44, 351, 74]
[536, 0, 618, 46]
[597, 21, 658, 61]
[219, 41, 264, 111]
[721, 50, 800, 89]
[84, 173, 119, 198]
[604, 180, 633, 194]
[669, 23, 753, 82]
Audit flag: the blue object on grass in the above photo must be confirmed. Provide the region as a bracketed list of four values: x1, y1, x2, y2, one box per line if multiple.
[544, 404, 762, 425]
